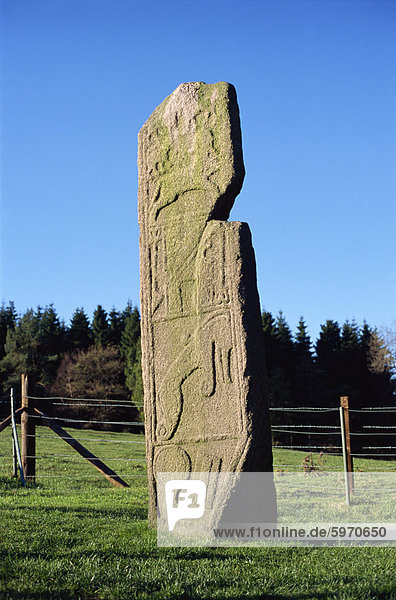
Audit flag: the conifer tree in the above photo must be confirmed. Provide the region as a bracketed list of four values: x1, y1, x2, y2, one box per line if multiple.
[262, 311, 276, 337]
[340, 320, 361, 397]
[262, 310, 276, 371]
[120, 307, 142, 402]
[1, 308, 42, 389]
[274, 311, 293, 346]
[38, 305, 65, 387]
[108, 307, 124, 347]
[128, 340, 143, 407]
[293, 317, 314, 405]
[120, 307, 140, 361]
[262, 310, 294, 408]
[315, 320, 343, 404]
[0, 301, 17, 361]
[295, 317, 312, 356]
[273, 311, 294, 391]
[262, 310, 276, 374]
[315, 320, 342, 372]
[360, 321, 373, 354]
[122, 301, 135, 321]
[92, 305, 109, 347]
[0, 302, 18, 392]
[67, 308, 92, 352]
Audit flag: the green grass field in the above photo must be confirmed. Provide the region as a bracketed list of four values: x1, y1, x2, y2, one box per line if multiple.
[0, 426, 395, 599]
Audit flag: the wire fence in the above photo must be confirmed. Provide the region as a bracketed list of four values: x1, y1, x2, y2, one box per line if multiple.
[0, 393, 146, 482]
[269, 404, 395, 470]
[0, 393, 394, 483]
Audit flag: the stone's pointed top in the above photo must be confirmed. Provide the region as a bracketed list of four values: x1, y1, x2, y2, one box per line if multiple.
[138, 81, 245, 224]
[170, 81, 235, 94]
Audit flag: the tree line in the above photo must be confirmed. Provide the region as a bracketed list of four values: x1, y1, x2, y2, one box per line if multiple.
[0, 302, 142, 406]
[0, 302, 394, 410]
[262, 311, 395, 410]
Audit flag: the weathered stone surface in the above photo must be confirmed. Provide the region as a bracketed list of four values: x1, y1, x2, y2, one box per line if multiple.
[138, 82, 275, 524]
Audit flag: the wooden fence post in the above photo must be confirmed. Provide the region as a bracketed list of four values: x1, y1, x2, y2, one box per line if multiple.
[10, 388, 25, 486]
[21, 374, 35, 482]
[340, 395, 354, 500]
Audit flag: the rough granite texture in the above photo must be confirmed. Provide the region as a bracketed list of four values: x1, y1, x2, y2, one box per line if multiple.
[138, 82, 275, 524]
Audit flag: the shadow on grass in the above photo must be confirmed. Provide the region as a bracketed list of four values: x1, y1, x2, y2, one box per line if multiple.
[0, 589, 394, 600]
[0, 475, 147, 493]
[0, 592, 99, 600]
[1, 503, 147, 520]
[0, 543, 389, 563]
[0, 476, 39, 491]
[1, 547, 394, 600]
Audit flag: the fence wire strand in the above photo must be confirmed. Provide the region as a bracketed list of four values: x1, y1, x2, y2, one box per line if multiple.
[350, 432, 396, 436]
[271, 424, 340, 429]
[29, 414, 144, 426]
[22, 454, 146, 462]
[272, 429, 341, 435]
[349, 407, 396, 412]
[49, 402, 142, 409]
[25, 433, 146, 444]
[274, 445, 342, 450]
[361, 425, 396, 429]
[270, 407, 338, 412]
[27, 395, 134, 403]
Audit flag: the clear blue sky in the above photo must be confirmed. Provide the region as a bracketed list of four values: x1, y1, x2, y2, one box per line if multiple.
[1, 0, 395, 342]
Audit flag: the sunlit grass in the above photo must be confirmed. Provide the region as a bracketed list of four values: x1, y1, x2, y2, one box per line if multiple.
[0, 425, 394, 599]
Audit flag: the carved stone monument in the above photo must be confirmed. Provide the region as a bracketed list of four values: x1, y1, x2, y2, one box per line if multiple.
[138, 82, 274, 524]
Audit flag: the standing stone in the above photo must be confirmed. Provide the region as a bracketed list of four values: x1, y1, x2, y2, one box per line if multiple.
[138, 82, 274, 524]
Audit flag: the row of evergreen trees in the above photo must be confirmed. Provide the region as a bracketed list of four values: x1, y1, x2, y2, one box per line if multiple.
[0, 302, 142, 405]
[0, 302, 394, 409]
[262, 311, 394, 409]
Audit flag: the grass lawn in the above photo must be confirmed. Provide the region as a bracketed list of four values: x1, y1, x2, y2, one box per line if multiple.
[0, 426, 394, 599]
